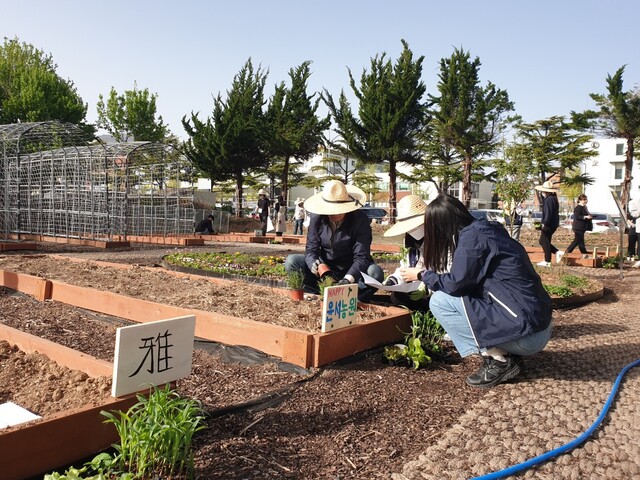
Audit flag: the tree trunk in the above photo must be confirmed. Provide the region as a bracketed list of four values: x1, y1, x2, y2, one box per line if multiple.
[235, 173, 243, 218]
[462, 153, 472, 208]
[388, 160, 397, 223]
[622, 136, 634, 213]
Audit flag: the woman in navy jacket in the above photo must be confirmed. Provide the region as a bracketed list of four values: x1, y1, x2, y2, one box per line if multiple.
[284, 180, 383, 302]
[399, 194, 553, 388]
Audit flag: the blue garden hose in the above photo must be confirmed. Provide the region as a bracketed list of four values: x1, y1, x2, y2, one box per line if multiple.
[472, 358, 640, 479]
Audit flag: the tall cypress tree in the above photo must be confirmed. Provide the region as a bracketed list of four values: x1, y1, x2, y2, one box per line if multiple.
[182, 59, 268, 216]
[428, 47, 513, 207]
[324, 40, 426, 221]
[265, 61, 329, 207]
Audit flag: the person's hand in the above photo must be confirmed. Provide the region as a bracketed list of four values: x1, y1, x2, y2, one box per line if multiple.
[398, 267, 423, 283]
[409, 283, 427, 301]
[310, 259, 322, 276]
[336, 278, 351, 286]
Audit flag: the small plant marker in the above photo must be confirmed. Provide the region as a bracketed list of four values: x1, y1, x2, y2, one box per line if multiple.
[321, 284, 358, 333]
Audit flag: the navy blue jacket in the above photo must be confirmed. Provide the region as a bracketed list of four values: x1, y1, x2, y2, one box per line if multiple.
[305, 210, 375, 281]
[421, 220, 552, 348]
[541, 194, 560, 232]
[572, 204, 591, 232]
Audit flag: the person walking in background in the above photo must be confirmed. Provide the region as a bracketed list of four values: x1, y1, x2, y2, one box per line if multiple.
[257, 189, 270, 236]
[381, 194, 430, 312]
[565, 194, 592, 258]
[397, 194, 552, 388]
[535, 181, 560, 267]
[274, 195, 287, 236]
[293, 197, 306, 235]
[284, 180, 384, 303]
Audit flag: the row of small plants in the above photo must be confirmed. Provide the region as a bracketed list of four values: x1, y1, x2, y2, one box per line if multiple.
[383, 310, 447, 369]
[46, 385, 206, 480]
[542, 273, 590, 298]
[164, 252, 287, 278]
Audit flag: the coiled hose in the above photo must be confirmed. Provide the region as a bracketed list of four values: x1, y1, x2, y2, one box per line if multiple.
[472, 358, 640, 479]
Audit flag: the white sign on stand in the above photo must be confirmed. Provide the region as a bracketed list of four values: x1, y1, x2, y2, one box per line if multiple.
[321, 284, 358, 332]
[112, 315, 196, 398]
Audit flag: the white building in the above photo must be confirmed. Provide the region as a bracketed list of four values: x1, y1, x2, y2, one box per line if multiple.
[582, 138, 638, 216]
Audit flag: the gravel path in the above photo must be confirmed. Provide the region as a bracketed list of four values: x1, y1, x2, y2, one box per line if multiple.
[393, 267, 640, 479]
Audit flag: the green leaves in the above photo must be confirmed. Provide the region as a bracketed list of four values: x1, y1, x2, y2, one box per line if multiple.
[0, 37, 87, 125]
[96, 83, 170, 143]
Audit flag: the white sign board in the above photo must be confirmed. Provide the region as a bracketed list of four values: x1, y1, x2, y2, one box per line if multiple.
[321, 284, 358, 332]
[0, 402, 41, 428]
[112, 315, 196, 398]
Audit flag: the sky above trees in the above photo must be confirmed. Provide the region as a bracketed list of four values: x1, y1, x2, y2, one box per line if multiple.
[1, 0, 639, 139]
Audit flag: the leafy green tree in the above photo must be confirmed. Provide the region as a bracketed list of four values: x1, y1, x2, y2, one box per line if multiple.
[265, 61, 329, 207]
[324, 40, 427, 221]
[572, 66, 640, 210]
[0, 37, 88, 126]
[182, 59, 268, 216]
[427, 47, 514, 207]
[96, 83, 170, 142]
[512, 116, 595, 188]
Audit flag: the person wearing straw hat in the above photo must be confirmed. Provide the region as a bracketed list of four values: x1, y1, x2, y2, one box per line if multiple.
[293, 197, 306, 236]
[381, 194, 431, 312]
[534, 180, 560, 267]
[257, 189, 270, 236]
[284, 180, 384, 303]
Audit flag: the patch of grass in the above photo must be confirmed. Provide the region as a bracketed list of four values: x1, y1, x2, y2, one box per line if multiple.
[561, 274, 589, 289]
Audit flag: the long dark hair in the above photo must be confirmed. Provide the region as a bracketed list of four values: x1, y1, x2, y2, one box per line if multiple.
[423, 194, 474, 272]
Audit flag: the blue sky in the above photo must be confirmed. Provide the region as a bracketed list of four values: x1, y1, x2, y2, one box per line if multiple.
[2, 0, 639, 139]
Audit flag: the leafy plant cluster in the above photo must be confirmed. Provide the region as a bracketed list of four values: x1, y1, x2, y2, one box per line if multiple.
[541, 271, 594, 297]
[286, 270, 304, 289]
[372, 251, 403, 263]
[384, 310, 447, 369]
[602, 254, 623, 269]
[45, 385, 206, 479]
[165, 252, 286, 278]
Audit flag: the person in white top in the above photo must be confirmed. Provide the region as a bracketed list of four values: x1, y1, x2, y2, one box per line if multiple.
[293, 197, 306, 235]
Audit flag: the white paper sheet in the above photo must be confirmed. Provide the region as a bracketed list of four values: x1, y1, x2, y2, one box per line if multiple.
[361, 272, 422, 293]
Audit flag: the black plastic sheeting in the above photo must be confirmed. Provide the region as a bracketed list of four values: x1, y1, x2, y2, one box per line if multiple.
[194, 339, 318, 418]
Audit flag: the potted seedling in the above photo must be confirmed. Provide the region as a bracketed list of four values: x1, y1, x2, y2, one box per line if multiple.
[286, 270, 304, 301]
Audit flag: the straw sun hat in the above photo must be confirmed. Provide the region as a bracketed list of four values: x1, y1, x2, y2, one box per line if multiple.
[535, 181, 559, 193]
[304, 180, 366, 215]
[295, 197, 305, 204]
[258, 188, 268, 196]
[383, 194, 427, 237]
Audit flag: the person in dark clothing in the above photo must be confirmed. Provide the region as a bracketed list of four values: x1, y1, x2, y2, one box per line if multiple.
[565, 194, 593, 256]
[398, 194, 553, 388]
[535, 181, 560, 267]
[256, 189, 270, 236]
[195, 215, 215, 234]
[284, 180, 384, 303]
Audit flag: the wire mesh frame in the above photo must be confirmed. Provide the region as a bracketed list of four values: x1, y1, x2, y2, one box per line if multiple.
[0, 122, 196, 241]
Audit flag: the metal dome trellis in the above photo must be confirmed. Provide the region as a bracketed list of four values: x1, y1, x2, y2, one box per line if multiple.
[0, 121, 196, 240]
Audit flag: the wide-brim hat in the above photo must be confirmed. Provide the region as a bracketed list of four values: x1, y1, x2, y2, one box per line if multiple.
[295, 197, 305, 204]
[535, 181, 559, 193]
[258, 188, 268, 196]
[383, 194, 427, 237]
[304, 180, 365, 215]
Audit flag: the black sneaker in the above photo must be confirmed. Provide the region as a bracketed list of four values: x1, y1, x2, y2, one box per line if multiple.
[466, 355, 521, 388]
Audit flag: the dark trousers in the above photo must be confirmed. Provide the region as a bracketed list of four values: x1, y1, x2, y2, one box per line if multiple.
[566, 230, 588, 254]
[628, 227, 638, 257]
[538, 228, 558, 262]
